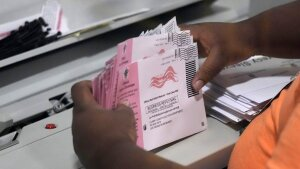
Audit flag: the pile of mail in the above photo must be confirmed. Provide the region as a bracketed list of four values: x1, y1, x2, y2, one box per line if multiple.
[92, 17, 207, 150]
[203, 56, 300, 123]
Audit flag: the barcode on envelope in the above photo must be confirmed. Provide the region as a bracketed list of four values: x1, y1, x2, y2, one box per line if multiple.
[165, 23, 174, 33]
[185, 60, 199, 98]
[175, 45, 198, 61]
[167, 32, 192, 46]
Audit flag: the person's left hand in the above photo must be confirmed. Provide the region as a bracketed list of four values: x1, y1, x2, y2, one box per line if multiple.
[71, 81, 137, 169]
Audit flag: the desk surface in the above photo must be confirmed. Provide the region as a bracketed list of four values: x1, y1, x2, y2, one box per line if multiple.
[0, 109, 239, 169]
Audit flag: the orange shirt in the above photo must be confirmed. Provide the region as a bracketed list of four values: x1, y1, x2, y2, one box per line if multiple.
[228, 75, 300, 169]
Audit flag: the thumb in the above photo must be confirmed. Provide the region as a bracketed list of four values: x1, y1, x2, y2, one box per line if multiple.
[192, 49, 225, 91]
[114, 104, 133, 113]
[71, 81, 101, 114]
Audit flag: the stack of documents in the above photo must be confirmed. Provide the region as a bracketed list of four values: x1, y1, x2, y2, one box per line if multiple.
[92, 17, 207, 150]
[203, 56, 300, 123]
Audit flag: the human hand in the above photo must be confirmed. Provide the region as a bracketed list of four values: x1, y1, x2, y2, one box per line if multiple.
[181, 22, 256, 90]
[71, 81, 137, 169]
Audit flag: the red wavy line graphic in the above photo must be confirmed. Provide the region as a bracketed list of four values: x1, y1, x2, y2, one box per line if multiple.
[150, 66, 178, 88]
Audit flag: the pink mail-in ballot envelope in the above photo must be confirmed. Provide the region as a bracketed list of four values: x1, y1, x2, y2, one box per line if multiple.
[109, 31, 193, 108]
[116, 45, 207, 150]
[116, 31, 192, 66]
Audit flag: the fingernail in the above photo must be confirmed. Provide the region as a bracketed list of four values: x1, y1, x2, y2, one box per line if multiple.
[193, 80, 204, 91]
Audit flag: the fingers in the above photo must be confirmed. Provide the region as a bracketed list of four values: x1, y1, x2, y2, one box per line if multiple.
[181, 24, 226, 90]
[178, 24, 189, 31]
[192, 49, 225, 91]
[115, 104, 137, 142]
[179, 24, 199, 41]
[180, 24, 208, 57]
[71, 80, 100, 113]
[114, 104, 135, 122]
[115, 104, 133, 112]
[180, 24, 203, 38]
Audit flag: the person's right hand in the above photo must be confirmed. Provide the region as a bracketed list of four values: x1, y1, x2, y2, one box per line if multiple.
[181, 22, 257, 90]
